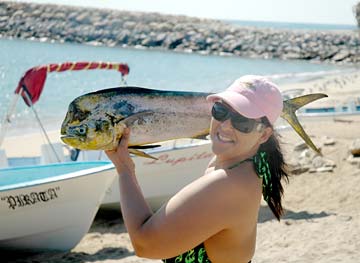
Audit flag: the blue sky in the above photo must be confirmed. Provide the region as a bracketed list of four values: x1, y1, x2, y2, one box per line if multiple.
[14, 0, 359, 25]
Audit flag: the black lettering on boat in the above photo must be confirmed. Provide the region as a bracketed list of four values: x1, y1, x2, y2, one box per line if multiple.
[48, 188, 58, 199]
[30, 192, 39, 204]
[39, 191, 49, 202]
[16, 195, 24, 207]
[22, 194, 32, 206]
[4, 196, 17, 210]
[0, 187, 61, 210]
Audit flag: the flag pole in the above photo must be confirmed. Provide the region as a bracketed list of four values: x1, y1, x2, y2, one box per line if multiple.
[0, 93, 20, 148]
[21, 87, 61, 163]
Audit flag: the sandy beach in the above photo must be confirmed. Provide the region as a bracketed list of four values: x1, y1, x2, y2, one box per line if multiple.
[1, 72, 360, 262]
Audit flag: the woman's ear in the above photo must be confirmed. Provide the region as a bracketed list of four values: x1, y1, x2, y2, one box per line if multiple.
[259, 127, 273, 144]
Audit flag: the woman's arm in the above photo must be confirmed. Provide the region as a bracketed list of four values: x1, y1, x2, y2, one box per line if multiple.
[105, 128, 154, 244]
[106, 128, 260, 259]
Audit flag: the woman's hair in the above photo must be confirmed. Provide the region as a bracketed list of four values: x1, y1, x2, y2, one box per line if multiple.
[258, 117, 289, 221]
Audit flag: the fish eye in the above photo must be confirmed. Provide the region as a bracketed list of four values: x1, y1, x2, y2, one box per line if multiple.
[77, 125, 87, 135]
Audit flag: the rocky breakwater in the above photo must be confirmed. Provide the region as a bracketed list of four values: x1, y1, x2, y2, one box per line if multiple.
[1, 1, 360, 64]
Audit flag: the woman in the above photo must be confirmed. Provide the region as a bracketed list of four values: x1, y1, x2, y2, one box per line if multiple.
[106, 75, 289, 263]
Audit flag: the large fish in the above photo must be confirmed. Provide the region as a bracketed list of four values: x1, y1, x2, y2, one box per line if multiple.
[60, 86, 327, 158]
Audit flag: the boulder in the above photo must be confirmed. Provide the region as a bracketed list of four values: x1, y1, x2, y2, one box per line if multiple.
[332, 50, 351, 62]
[316, 166, 334, 173]
[294, 142, 308, 151]
[312, 156, 325, 169]
[347, 155, 360, 168]
[289, 164, 310, 175]
[350, 139, 360, 157]
[322, 136, 336, 146]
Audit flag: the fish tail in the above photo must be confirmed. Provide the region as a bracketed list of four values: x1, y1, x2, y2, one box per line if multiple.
[281, 93, 328, 154]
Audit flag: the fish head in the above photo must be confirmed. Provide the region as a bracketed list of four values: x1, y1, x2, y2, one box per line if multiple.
[61, 119, 117, 150]
[60, 101, 120, 150]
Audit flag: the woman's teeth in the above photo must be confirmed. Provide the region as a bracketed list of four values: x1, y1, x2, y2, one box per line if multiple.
[217, 133, 233, 143]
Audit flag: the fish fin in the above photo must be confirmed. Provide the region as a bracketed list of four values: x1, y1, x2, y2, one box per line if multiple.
[281, 93, 327, 154]
[122, 111, 155, 126]
[128, 144, 161, 149]
[105, 112, 124, 124]
[284, 93, 328, 111]
[128, 149, 158, 160]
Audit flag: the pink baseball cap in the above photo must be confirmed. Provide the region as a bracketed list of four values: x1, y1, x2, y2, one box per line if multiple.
[207, 75, 283, 124]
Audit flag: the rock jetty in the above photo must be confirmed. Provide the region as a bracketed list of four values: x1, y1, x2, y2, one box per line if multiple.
[1, 1, 360, 64]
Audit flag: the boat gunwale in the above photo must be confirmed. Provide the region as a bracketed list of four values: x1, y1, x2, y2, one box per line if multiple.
[0, 139, 213, 192]
[0, 161, 114, 192]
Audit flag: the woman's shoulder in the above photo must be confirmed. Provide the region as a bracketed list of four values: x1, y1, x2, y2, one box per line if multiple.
[227, 162, 262, 198]
[197, 164, 262, 224]
[205, 159, 259, 184]
[201, 161, 262, 201]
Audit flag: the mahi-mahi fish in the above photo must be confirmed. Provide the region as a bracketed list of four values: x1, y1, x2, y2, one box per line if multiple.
[60, 86, 327, 159]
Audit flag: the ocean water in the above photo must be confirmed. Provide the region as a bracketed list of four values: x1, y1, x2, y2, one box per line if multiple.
[224, 20, 358, 31]
[0, 38, 350, 134]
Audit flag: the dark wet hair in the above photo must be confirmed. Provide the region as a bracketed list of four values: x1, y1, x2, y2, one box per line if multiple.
[258, 117, 289, 221]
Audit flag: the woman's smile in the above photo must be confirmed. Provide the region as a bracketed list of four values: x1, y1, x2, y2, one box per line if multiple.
[216, 131, 234, 144]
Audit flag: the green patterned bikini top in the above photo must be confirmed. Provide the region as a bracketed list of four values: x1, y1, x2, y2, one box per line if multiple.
[162, 243, 210, 263]
[162, 243, 251, 263]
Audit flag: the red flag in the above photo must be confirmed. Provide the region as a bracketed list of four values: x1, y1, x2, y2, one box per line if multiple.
[14, 66, 48, 106]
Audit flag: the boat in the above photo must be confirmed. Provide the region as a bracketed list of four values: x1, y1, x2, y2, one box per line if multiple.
[0, 62, 127, 251]
[0, 161, 115, 251]
[101, 139, 213, 210]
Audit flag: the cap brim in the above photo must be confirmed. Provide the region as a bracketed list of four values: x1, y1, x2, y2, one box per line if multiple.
[206, 91, 266, 120]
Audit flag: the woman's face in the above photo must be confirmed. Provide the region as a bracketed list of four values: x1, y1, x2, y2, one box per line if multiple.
[209, 103, 272, 162]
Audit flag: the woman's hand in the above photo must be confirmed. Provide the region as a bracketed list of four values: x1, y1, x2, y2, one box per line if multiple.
[105, 128, 135, 176]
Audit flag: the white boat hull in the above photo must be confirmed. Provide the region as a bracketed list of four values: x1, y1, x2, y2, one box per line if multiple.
[0, 162, 115, 251]
[102, 140, 213, 210]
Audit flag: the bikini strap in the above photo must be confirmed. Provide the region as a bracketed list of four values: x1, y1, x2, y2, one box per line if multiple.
[227, 157, 253, 170]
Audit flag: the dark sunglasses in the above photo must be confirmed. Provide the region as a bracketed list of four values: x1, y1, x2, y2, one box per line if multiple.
[211, 102, 264, 133]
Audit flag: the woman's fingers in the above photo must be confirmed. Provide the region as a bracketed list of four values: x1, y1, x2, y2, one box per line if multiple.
[104, 127, 135, 175]
[119, 128, 130, 149]
[105, 128, 130, 158]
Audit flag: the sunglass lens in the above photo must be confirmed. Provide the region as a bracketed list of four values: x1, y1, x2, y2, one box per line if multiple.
[212, 102, 229, 121]
[231, 115, 255, 133]
[212, 102, 260, 133]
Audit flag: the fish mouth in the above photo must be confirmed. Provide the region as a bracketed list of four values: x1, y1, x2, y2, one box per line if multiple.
[60, 134, 89, 149]
[60, 134, 83, 144]
[60, 134, 77, 139]
[60, 129, 116, 150]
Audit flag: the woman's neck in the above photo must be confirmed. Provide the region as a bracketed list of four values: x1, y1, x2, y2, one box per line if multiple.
[215, 151, 256, 169]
